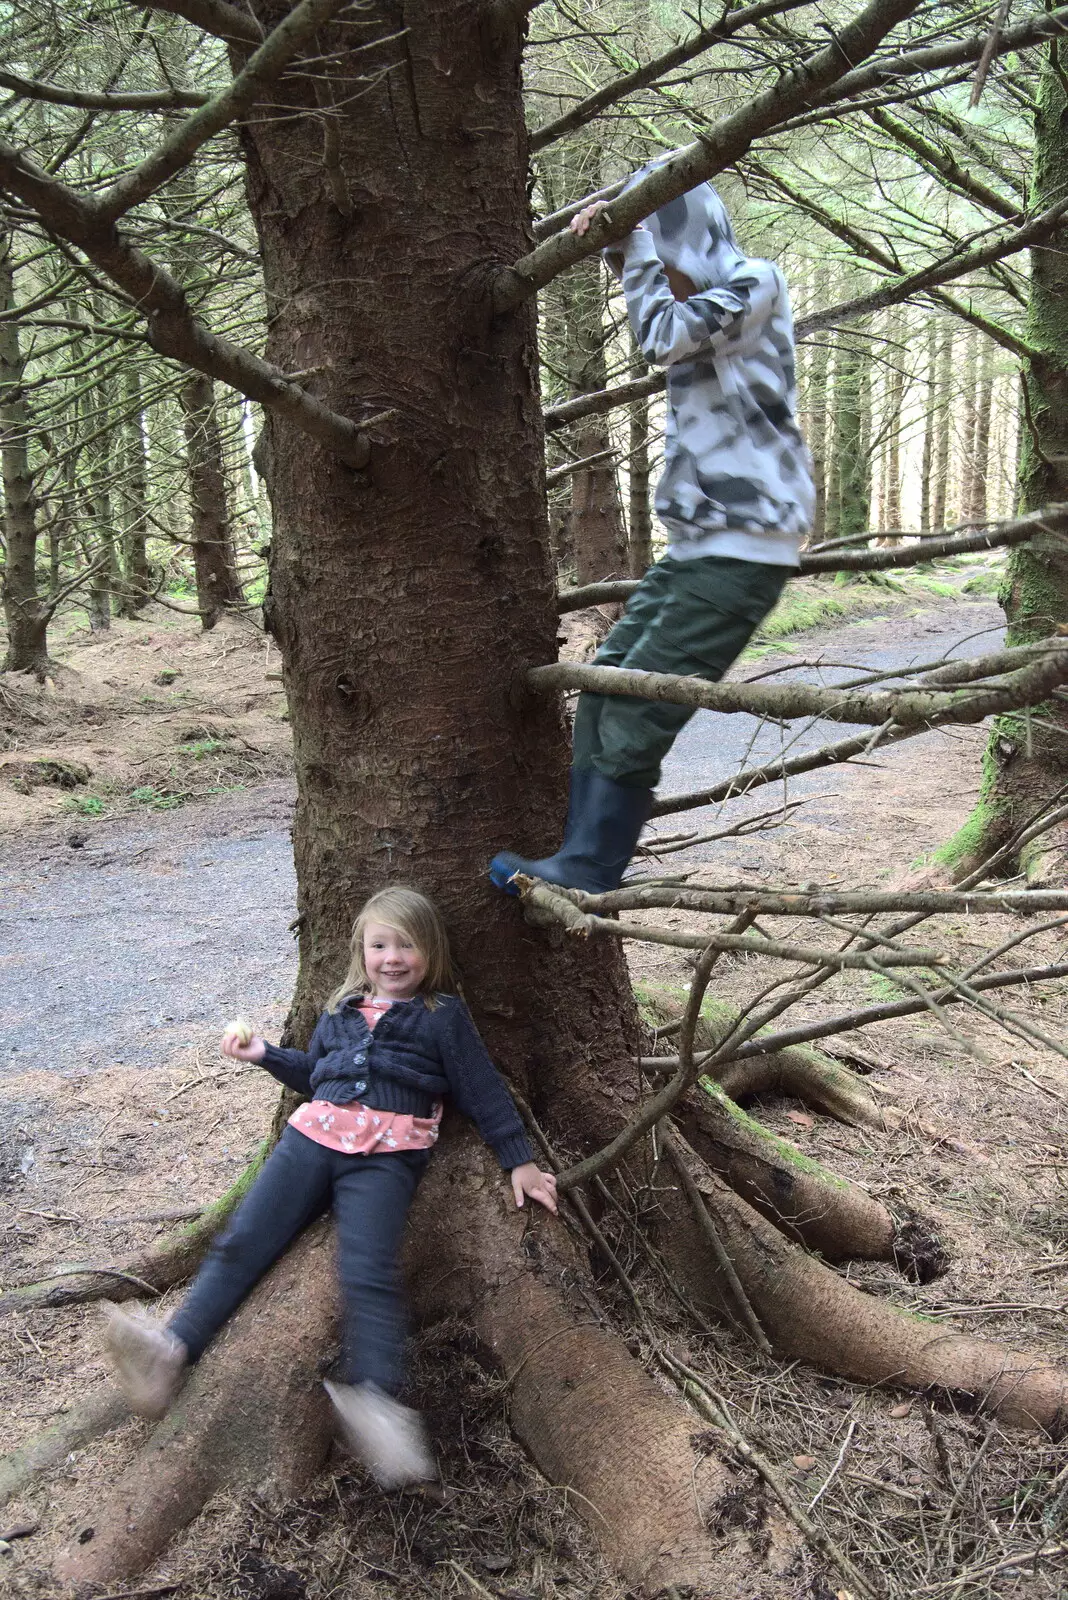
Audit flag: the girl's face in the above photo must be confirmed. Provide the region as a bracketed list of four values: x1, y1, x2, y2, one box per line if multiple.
[362, 921, 428, 1000]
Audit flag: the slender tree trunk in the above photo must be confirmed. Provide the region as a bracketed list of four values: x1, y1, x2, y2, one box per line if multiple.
[959, 328, 979, 522]
[919, 318, 937, 532]
[180, 372, 244, 629]
[116, 365, 152, 616]
[931, 324, 953, 530]
[883, 308, 905, 534]
[805, 286, 829, 542]
[835, 332, 871, 540]
[627, 341, 653, 576]
[85, 409, 115, 633]
[0, 228, 50, 675]
[971, 340, 994, 523]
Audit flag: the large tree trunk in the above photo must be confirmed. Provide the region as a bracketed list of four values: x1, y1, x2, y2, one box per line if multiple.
[0, 227, 50, 676]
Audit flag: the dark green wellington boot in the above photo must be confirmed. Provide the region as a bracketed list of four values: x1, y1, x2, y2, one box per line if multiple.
[489, 769, 654, 895]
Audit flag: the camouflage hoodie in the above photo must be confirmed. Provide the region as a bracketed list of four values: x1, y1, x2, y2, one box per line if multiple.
[611, 168, 813, 565]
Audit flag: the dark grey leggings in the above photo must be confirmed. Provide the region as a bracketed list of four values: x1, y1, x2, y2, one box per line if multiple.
[169, 1125, 429, 1394]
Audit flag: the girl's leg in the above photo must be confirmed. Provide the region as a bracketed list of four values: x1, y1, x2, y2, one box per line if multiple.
[169, 1126, 334, 1360]
[331, 1149, 427, 1394]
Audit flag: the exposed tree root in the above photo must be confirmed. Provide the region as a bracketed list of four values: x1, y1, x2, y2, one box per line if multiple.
[680, 1084, 948, 1280]
[42, 1134, 803, 1598]
[0, 1142, 268, 1316]
[659, 1157, 1068, 1435]
[53, 1220, 336, 1590]
[407, 1135, 791, 1597]
[0, 1385, 129, 1511]
[637, 986, 896, 1131]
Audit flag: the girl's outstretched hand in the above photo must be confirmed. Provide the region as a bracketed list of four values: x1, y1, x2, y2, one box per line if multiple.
[221, 1019, 266, 1063]
[511, 1162, 558, 1215]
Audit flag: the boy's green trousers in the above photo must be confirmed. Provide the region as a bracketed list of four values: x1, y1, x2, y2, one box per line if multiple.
[572, 554, 790, 790]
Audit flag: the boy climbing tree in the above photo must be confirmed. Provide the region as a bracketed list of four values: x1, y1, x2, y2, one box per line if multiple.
[491, 169, 813, 894]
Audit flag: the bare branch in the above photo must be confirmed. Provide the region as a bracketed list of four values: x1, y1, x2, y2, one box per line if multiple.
[716, 959, 1068, 1062]
[0, 142, 370, 467]
[545, 370, 662, 434]
[0, 71, 207, 112]
[529, 0, 814, 154]
[819, 4, 1068, 109]
[528, 641, 1068, 729]
[567, 884, 1068, 920]
[517, 881, 944, 966]
[140, 0, 263, 46]
[746, 156, 1034, 359]
[558, 506, 1068, 612]
[866, 105, 1020, 222]
[797, 195, 1068, 339]
[98, 0, 354, 224]
[496, 0, 923, 308]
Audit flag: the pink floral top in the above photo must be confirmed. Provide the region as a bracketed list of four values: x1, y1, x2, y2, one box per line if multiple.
[287, 997, 442, 1155]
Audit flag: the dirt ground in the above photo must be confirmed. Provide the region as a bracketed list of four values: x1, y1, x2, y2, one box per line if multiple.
[2, 594, 1067, 1600]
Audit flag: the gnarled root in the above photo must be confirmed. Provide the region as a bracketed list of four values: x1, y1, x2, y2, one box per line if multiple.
[0, 1142, 269, 1316]
[681, 1086, 947, 1280]
[0, 1385, 129, 1511]
[53, 1219, 336, 1590]
[659, 1162, 1068, 1435]
[715, 1042, 892, 1130]
[639, 984, 894, 1131]
[407, 1134, 789, 1597]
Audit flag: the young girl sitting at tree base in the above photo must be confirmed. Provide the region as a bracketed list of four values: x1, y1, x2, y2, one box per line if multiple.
[103, 886, 557, 1488]
[491, 162, 814, 896]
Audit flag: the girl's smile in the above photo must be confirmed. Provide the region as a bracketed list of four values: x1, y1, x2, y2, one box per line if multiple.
[363, 921, 428, 1000]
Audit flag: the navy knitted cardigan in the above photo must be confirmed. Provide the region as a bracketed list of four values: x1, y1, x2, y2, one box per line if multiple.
[260, 993, 534, 1170]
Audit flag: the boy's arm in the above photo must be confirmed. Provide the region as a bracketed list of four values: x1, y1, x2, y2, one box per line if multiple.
[435, 1000, 536, 1170]
[617, 227, 779, 368]
[259, 1013, 330, 1097]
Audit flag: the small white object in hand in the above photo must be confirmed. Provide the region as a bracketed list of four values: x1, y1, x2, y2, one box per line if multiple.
[226, 1015, 253, 1046]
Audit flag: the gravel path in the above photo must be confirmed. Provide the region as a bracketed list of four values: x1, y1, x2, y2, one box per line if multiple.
[1, 602, 1002, 1077]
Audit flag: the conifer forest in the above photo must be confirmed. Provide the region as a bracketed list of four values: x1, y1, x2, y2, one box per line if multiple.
[3, 2, 1068, 1597]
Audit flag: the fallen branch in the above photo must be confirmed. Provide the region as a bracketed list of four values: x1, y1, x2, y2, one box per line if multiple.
[661, 1125, 772, 1353]
[659, 1350, 880, 1600]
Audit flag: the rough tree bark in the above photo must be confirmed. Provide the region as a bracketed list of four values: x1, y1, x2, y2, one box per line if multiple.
[180, 370, 244, 628]
[833, 325, 872, 540]
[936, 42, 1068, 881]
[628, 338, 653, 575]
[116, 364, 153, 616]
[0, 226, 50, 675]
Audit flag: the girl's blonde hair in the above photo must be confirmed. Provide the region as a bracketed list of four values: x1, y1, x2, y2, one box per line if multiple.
[327, 886, 457, 1012]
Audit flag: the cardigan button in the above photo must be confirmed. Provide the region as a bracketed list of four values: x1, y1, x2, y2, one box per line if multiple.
[353, 1080, 367, 1095]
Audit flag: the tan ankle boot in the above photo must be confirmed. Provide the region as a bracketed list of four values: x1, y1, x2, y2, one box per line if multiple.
[102, 1303, 187, 1418]
[324, 1379, 436, 1489]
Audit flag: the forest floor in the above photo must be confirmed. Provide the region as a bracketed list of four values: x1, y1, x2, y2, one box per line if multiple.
[2, 564, 1067, 1600]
